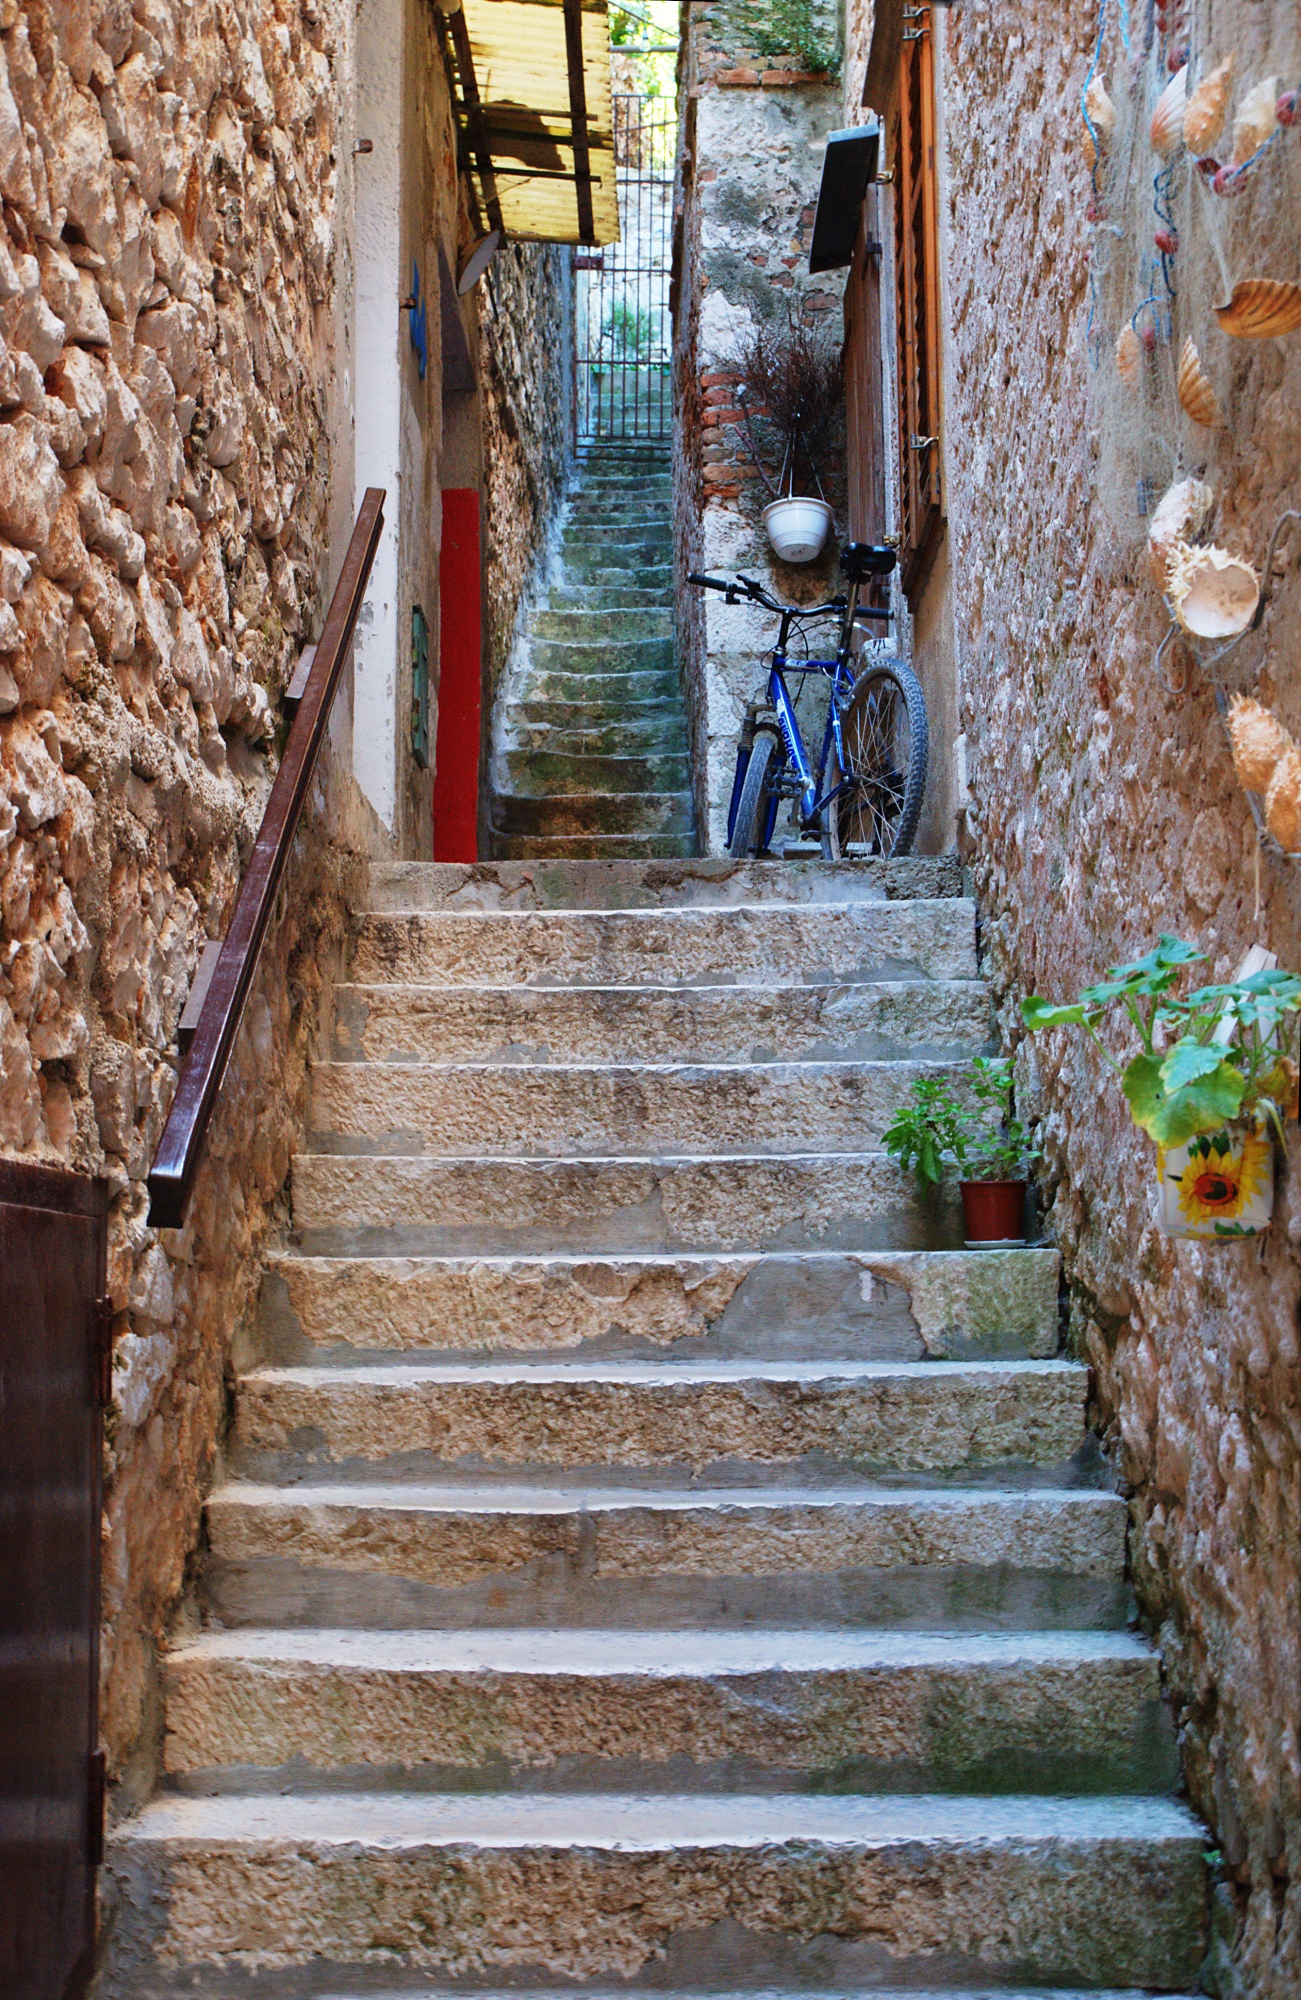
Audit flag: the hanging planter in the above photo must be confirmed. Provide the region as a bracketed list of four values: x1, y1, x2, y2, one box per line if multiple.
[762, 495, 834, 563]
[723, 306, 844, 566]
[1024, 937, 1301, 1242]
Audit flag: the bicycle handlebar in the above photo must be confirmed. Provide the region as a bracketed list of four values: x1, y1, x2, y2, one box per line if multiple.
[687, 571, 891, 622]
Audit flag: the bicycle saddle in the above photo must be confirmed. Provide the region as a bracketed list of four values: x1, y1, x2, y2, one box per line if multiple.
[840, 543, 897, 580]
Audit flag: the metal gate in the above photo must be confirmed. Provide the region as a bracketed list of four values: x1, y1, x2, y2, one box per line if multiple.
[576, 93, 674, 440]
[0, 1161, 107, 2000]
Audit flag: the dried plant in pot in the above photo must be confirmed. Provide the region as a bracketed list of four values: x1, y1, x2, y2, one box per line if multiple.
[1023, 938, 1301, 1240]
[725, 307, 845, 564]
[884, 1057, 1040, 1247]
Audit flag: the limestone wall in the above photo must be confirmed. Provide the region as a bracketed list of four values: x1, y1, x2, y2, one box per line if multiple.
[925, 0, 1301, 1988]
[674, 2, 844, 853]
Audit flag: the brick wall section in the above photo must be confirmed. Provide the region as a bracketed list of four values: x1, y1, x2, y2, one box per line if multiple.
[933, 1, 1301, 1987]
[673, 1, 845, 852]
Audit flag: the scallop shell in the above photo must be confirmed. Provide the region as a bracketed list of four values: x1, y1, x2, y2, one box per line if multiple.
[1166, 542, 1260, 638]
[1176, 336, 1221, 426]
[1183, 56, 1234, 153]
[1215, 279, 1301, 338]
[1151, 66, 1188, 153]
[1227, 695, 1293, 792]
[1083, 75, 1116, 168]
[1116, 324, 1142, 387]
[1265, 748, 1301, 851]
[1147, 478, 1214, 586]
[1231, 75, 1280, 166]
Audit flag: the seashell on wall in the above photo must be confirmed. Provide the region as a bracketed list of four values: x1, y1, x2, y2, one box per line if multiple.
[1231, 75, 1280, 165]
[1083, 76, 1116, 169]
[1176, 337, 1221, 426]
[1183, 56, 1234, 153]
[1265, 750, 1301, 851]
[1151, 66, 1188, 153]
[1147, 478, 1214, 586]
[1227, 695, 1293, 793]
[1116, 324, 1142, 386]
[1166, 542, 1260, 637]
[1215, 280, 1301, 339]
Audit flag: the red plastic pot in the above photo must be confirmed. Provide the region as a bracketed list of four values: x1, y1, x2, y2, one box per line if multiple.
[960, 1179, 1028, 1246]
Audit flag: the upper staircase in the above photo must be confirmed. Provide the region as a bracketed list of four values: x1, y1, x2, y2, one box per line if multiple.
[490, 443, 696, 860]
[99, 857, 1206, 1997]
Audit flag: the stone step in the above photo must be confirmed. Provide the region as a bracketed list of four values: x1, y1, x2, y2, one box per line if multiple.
[160, 1627, 1174, 1796]
[502, 748, 691, 796]
[488, 792, 696, 839]
[306, 1058, 976, 1161]
[202, 1481, 1130, 1630]
[103, 1791, 1204, 1992]
[532, 608, 673, 640]
[492, 834, 700, 861]
[564, 554, 675, 587]
[231, 1358, 1090, 1486]
[501, 720, 689, 760]
[510, 697, 685, 732]
[524, 667, 683, 704]
[288, 1150, 963, 1257]
[348, 900, 978, 988]
[365, 858, 966, 911]
[527, 635, 674, 672]
[548, 582, 673, 608]
[257, 1247, 1061, 1365]
[330, 976, 990, 1064]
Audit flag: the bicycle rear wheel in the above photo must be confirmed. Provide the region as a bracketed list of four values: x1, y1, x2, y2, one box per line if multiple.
[728, 730, 779, 858]
[821, 659, 928, 858]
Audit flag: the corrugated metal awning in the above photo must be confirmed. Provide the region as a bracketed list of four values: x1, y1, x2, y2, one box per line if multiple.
[443, 0, 619, 248]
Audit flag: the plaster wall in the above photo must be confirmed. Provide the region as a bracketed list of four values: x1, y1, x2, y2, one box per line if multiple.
[674, 3, 845, 855]
[910, 1, 1301, 1989]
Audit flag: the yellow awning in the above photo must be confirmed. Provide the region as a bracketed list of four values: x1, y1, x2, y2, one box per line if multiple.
[447, 0, 619, 247]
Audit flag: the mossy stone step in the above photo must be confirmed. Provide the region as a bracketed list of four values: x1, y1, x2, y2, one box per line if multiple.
[532, 608, 673, 641]
[528, 636, 674, 673]
[492, 831, 699, 859]
[523, 669, 683, 705]
[490, 790, 696, 838]
[512, 697, 684, 730]
[503, 747, 691, 795]
[503, 721, 688, 760]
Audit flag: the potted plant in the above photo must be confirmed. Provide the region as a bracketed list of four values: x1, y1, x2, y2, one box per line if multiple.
[1021, 937, 1301, 1240]
[884, 1056, 1040, 1246]
[726, 307, 844, 563]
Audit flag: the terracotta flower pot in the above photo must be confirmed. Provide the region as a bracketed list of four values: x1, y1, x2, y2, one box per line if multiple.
[960, 1179, 1027, 1246]
[1155, 1115, 1276, 1239]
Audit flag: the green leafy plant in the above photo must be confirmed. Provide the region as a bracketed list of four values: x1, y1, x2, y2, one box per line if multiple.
[884, 1057, 1041, 1192]
[1021, 936, 1301, 1148]
[734, 0, 840, 76]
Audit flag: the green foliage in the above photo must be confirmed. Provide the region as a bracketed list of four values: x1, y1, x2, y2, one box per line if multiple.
[733, 0, 840, 76]
[600, 299, 657, 362]
[884, 1056, 1040, 1192]
[1022, 937, 1301, 1147]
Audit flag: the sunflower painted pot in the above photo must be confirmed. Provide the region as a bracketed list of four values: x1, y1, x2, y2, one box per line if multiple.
[1155, 1116, 1276, 1239]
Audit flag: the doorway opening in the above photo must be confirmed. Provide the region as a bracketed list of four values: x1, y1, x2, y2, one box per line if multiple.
[576, 92, 674, 441]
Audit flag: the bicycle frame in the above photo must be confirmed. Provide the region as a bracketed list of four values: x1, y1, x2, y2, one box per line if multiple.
[765, 582, 864, 829]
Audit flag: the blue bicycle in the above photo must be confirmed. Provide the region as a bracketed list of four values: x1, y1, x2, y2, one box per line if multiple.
[689, 544, 928, 859]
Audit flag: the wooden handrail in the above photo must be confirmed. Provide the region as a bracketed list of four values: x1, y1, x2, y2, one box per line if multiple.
[147, 490, 386, 1228]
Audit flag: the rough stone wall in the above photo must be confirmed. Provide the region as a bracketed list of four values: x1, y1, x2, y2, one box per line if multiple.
[673, 1, 844, 853]
[479, 243, 573, 764]
[0, 0, 380, 1802]
[932, 1, 1301, 1990]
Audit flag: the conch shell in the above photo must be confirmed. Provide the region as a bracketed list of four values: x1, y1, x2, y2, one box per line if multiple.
[1116, 324, 1142, 386]
[1265, 749, 1301, 851]
[1151, 66, 1188, 152]
[1231, 75, 1280, 166]
[1166, 541, 1260, 637]
[1083, 75, 1116, 168]
[1227, 695, 1293, 792]
[1176, 337, 1221, 426]
[1183, 56, 1234, 153]
[1215, 279, 1301, 339]
[1147, 477, 1213, 586]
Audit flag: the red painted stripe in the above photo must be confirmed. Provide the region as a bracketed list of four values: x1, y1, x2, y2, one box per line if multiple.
[433, 488, 482, 861]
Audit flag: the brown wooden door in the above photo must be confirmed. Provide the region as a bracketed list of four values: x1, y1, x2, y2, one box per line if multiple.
[0, 1161, 107, 2000]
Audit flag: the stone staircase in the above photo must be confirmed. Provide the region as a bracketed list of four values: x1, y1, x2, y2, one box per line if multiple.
[490, 442, 696, 860]
[101, 857, 1206, 1996]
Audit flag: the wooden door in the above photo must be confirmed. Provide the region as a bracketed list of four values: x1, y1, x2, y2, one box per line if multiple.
[0, 1161, 107, 2000]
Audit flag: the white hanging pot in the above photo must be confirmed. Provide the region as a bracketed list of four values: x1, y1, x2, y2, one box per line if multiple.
[762, 495, 833, 564]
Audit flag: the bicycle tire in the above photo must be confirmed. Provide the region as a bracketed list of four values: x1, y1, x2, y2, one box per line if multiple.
[821, 658, 928, 858]
[729, 729, 779, 858]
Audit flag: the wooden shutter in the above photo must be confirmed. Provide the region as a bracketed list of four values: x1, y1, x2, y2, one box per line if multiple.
[892, 13, 944, 598]
[843, 189, 886, 545]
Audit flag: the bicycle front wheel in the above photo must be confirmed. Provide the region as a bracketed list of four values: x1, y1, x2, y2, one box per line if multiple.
[821, 659, 928, 858]
[729, 729, 778, 858]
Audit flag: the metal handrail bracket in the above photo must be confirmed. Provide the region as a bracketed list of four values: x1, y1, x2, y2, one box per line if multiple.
[147, 489, 386, 1228]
